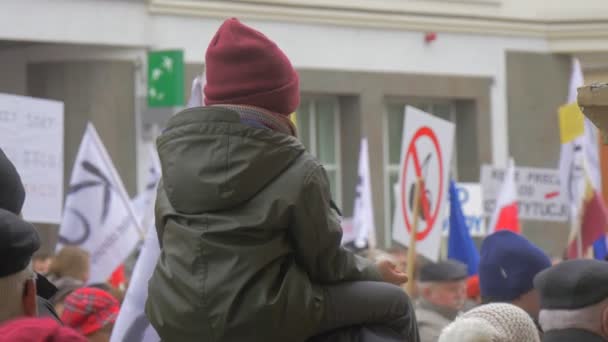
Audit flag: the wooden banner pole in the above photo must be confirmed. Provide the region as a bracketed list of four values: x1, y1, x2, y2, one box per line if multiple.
[406, 177, 423, 295]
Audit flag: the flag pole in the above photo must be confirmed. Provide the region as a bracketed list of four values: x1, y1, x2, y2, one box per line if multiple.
[406, 177, 423, 295]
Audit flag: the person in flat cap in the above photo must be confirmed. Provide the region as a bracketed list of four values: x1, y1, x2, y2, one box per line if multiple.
[0, 146, 61, 323]
[415, 259, 468, 342]
[535, 259, 608, 341]
[0, 208, 40, 324]
[479, 230, 551, 332]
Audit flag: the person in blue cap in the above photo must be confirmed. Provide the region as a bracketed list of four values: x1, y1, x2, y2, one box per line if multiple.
[479, 231, 552, 333]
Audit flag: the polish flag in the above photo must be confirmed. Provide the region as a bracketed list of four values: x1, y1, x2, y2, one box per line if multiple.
[489, 159, 521, 234]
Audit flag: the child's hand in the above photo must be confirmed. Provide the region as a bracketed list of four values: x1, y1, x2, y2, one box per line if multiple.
[376, 259, 408, 285]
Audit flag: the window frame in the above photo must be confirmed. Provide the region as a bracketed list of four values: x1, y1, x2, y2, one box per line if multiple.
[298, 95, 343, 208]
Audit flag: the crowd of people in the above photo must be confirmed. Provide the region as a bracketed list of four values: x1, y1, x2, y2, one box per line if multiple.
[1, 17, 608, 342]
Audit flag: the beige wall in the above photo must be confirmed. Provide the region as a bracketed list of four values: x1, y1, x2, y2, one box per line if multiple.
[585, 70, 608, 85]
[506, 51, 571, 257]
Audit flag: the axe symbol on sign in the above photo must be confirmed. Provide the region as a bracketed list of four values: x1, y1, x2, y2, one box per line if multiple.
[408, 153, 433, 221]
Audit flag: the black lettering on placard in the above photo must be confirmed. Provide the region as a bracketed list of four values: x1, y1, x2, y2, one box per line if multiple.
[518, 201, 568, 219]
[22, 150, 58, 169]
[527, 172, 560, 186]
[518, 185, 534, 197]
[492, 169, 505, 181]
[24, 183, 57, 198]
[26, 112, 54, 129]
[484, 200, 496, 214]
[0, 110, 17, 123]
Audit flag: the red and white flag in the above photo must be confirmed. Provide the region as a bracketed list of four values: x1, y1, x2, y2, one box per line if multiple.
[489, 158, 520, 234]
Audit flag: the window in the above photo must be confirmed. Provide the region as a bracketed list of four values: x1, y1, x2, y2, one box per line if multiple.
[383, 100, 457, 246]
[296, 97, 342, 207]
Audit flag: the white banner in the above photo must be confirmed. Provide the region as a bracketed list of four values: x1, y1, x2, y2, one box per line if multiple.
[57, 123, 142, 284]
[131, 145, 161, 234]
[442, 183, 486, 237]
[481, 165, 568, 222]
[343, 138, 376, 248]
[111, 145, 162, 342]
[392, 106, 455, 261]
[0, 93, 64, 223]
[110, 229, 161, 342]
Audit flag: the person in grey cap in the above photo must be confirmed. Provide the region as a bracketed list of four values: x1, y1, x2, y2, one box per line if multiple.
[0, 208, 40, 323]
[534, 259, 608, 341]
[415, 259, 468, 342]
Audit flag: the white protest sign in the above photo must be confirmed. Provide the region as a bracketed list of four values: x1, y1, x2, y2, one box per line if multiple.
[57, 123, 142, 284]
[442, 183, 486, 237]
[0, 93, 64, 223]
[392, 106, 455, 261]
[481, 165, 568, 222]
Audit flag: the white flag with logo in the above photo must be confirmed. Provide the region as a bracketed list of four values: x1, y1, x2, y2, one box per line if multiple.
[110, 228, 161, 342]
[111, 144, 162, 342]
[57, 123, 142, 284]
[349, 138, 376, 248]
[131, 145, 161, 233]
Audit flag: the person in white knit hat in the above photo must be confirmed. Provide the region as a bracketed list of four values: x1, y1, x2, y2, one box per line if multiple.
[438, 303, 541, 342]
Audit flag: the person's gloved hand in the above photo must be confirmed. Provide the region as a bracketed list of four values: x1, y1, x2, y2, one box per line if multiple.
[376, 259, 408, 285]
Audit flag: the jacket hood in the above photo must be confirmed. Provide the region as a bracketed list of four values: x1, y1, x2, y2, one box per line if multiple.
[156, 106, 305, 214]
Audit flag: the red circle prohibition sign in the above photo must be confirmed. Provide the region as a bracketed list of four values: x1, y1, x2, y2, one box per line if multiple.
[401, 126, 444, 241]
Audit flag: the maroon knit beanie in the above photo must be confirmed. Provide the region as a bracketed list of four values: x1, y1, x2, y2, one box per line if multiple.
[204, 18, 300, 116]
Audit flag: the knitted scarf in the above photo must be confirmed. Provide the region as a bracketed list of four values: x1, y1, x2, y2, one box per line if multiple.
[214, 104, 297, 137]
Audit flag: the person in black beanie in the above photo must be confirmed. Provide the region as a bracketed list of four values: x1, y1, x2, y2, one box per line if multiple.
[0, 147, 61, 322]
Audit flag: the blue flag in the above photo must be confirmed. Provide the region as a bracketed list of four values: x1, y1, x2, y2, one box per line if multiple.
[593, 235, 607, 260]
[447, 180, 479, 275]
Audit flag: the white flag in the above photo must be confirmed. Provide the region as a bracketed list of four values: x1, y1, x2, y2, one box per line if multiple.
[488, 158, 520, 234]
[186, 74, 205, 108]
[131, 145, 161, 233]
[560, 57, 601, 195]
[351, 138, 376, 248]
[57, 123, 142, 284]
[110, 229, 161, 342]
[111, 145, 162, 342]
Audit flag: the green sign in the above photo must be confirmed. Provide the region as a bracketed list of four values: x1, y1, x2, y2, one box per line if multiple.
[147, 50, 184, 107]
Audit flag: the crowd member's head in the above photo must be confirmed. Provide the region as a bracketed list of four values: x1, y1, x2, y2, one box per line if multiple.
[0, 148, 26, 215]
[48, 246, 90, 285]
[479, 231, 551, 320]
[61, 287, 119, 342]
[535, 259, 608, 340]
[33, 252, 53, 275]
[0, 317, 86, 342]
[0, 209, 40, 323]
[439, 303, 541, 342]
[418, 260, 468, 312]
